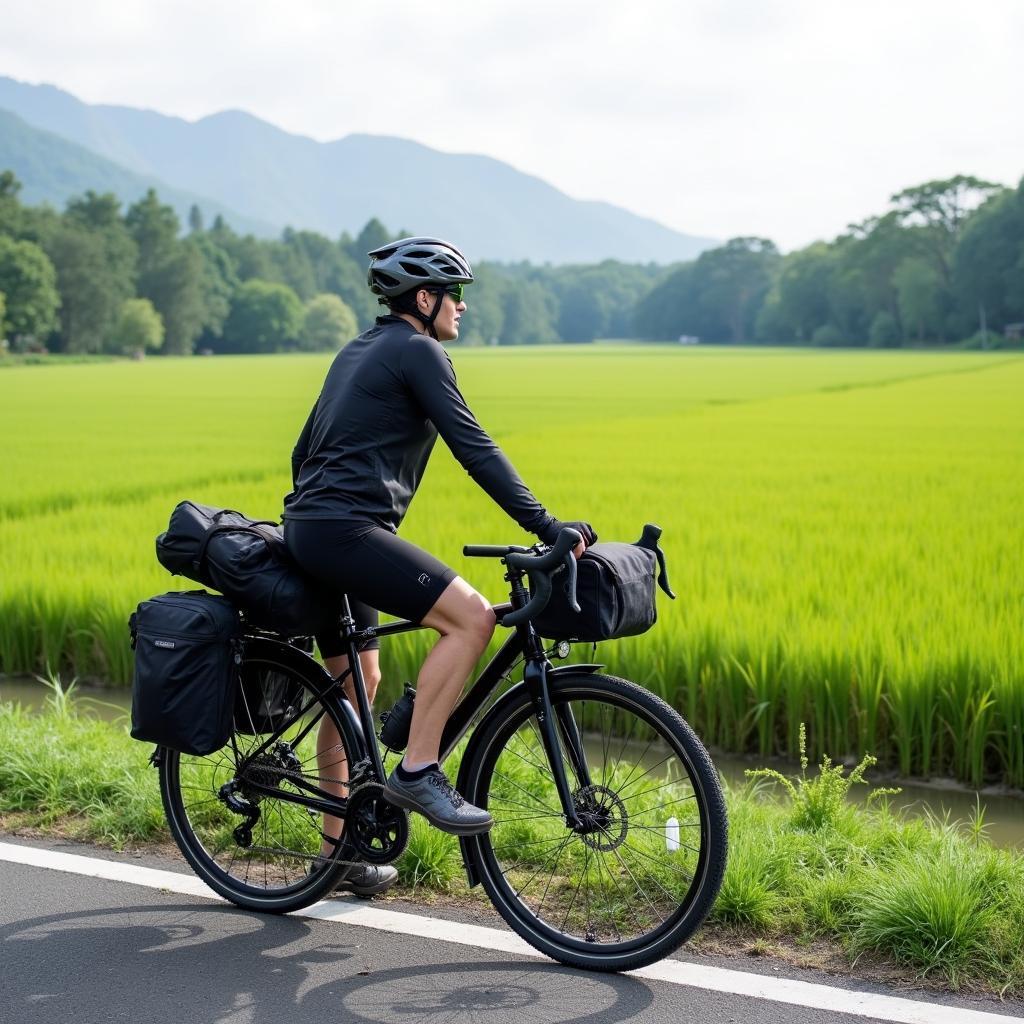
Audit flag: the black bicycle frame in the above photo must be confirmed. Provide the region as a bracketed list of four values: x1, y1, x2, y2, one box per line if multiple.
[235, 565, 598, 831]
[336, 559, 595, 829]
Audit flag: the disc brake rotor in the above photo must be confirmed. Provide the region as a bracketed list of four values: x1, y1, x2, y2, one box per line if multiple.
[573, 784, 628, 851]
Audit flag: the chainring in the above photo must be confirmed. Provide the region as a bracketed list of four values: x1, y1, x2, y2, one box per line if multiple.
[344, 782, 410, 865]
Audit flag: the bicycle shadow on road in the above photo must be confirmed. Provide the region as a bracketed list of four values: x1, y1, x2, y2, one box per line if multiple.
[2, 901, 658, 1023]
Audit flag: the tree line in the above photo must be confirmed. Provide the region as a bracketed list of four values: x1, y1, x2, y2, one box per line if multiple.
[1, 169, 1022, 354]
[637, 175, 1024, 347]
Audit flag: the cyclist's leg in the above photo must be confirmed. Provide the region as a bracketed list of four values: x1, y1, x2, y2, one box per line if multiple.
[407, 578, 495, 768]
[285, 519, 494, 830]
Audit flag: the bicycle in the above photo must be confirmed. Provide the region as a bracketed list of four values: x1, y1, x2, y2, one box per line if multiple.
[154, 525, 728, 972]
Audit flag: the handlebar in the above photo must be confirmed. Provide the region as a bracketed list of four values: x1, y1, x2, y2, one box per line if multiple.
[502, 529, 582, 627]
[464, 523, 674, 631]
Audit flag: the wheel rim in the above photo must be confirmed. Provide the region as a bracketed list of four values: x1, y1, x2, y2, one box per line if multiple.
[474, 686, 713, 954]
[165, 657, 354, 896]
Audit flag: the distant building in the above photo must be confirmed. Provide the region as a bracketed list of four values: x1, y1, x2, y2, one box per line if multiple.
[677, 335, 700, 345]
[1004, 323, 1023, 341]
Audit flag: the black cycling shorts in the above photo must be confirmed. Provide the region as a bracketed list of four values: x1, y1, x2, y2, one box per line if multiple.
[283, 518, 457, 658]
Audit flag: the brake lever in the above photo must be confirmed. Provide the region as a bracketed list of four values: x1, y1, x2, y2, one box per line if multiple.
[562, 549, 581, 612]
[636, 522, 676, 599]
[655, 546, 676, 599]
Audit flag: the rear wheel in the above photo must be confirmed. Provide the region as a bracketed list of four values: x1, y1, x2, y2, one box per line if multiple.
[459, 673, 727, 971]
[159, 651, 363, 912]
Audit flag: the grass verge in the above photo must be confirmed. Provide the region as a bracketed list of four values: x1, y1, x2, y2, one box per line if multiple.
[2, 688, 1022, 995]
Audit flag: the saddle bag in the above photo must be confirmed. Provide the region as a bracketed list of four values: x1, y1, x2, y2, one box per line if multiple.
[156, 500, 335, 636]
[531, 542, 658, 643]
[129, 591, 241, 755]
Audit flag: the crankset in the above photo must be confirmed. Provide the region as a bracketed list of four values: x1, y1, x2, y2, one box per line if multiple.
[344, 782, 409, 865]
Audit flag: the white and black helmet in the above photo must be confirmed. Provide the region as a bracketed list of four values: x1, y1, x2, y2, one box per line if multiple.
[367, 237, 474, 298]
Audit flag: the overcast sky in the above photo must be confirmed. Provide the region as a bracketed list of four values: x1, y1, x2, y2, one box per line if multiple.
[2, 0, 1022, 251]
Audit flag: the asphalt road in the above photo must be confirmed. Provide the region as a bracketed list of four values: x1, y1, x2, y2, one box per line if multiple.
[1, 843, 1021, 1024]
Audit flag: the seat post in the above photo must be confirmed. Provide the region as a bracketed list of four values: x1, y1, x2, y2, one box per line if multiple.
[339, 594, 388, 781]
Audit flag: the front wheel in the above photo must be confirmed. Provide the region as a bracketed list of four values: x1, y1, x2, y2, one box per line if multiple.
[459, 673, 727, 971]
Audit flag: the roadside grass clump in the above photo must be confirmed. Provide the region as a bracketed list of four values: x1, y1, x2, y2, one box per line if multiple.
[396, 817, 461, 891]
[723, 728, 1024, 991]
[848, 840, 1013, 988]
[0, 676, 163, 846]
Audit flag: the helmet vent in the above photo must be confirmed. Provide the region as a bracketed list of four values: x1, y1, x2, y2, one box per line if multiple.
[399, 261, 430, 277]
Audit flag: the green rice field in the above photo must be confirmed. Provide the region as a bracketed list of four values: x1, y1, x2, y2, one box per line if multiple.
[1, 346, 1022, 786]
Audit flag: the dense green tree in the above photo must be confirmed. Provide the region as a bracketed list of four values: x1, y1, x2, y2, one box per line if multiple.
[952, 179, 1024, 337]
[0, 291, 6, 341]
[219, 279, 304, 353]
[459, 264, 506, 345]
[188, 204, 204, 234]
[500, 279, 559, 344]
[46, 226, 112, 352]
[633, 262, 696, 340]
[110, 297, 164, 354]
[351, 218, 391, 263]
[192, 234, 239, 343]
[0, 171, 25, 239]
[146, 240, 207, 354]
[634, 240, 780, 343]
[126, 189, 179, 278]
[126, 192, 205, 354]
[693, 238, 780, 343]
[868, 310, 900, 348]
[893, 257, 943, 341]
[64, 191, 136, 317]
[0, 235, 60, 343]
[757, 243, 835, 343]
[891, 175, 1003, 288]
[300, 293, 358, 350]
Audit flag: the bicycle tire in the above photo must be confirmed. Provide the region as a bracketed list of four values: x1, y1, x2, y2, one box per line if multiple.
[159, 649, 363, 913]
[459, 672, 727, 971]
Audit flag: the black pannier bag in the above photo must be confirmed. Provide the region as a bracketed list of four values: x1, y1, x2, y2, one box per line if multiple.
[156, 501, 336, 636]
[129, 591, 241, 755]
[234, 661, 304, 735]
[531, 542, 659, 643]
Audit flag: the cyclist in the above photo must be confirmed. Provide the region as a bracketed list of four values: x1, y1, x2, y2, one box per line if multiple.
[283, 236, 595, 894]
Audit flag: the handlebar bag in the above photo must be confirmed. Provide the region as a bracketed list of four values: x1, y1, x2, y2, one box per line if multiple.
[156, 501, 337, 636]
[532, 542, 658, 642]
[129, 591, 241, 755]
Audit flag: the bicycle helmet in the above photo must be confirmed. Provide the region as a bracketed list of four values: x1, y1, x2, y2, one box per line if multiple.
[366, 237, 474, 298]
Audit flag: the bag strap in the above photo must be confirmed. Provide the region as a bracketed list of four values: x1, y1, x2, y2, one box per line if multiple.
[192, 520, 281, 576]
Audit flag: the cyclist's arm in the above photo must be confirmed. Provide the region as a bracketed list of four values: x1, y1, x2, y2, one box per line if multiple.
[291, 400, 318, 488]
[401, 338, 556, 539]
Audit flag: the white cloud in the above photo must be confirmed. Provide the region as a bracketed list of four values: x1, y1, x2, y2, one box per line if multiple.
[1, 0, 1021, 251]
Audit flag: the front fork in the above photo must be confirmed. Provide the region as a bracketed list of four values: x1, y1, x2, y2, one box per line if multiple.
[523, 658, 593, 830]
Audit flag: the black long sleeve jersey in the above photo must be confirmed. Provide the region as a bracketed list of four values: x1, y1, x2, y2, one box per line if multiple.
[282, 315, 556, 538]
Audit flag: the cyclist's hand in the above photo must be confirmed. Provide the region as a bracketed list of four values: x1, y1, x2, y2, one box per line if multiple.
[541, 519, 597, 558]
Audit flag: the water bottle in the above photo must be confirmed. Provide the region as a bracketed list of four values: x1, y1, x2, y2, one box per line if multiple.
[379, 683, 416, 751]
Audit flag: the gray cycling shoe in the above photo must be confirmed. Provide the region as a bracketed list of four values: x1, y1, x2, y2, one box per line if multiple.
[332, 862, 398, 898]
[384, 766, 493, 836]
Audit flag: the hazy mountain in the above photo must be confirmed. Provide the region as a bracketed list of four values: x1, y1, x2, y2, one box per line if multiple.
[0, 76, 717, 263]
[0, 107, 276, 236]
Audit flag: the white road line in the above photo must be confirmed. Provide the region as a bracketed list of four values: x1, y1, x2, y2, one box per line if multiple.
[1, 841, 1020, 1024]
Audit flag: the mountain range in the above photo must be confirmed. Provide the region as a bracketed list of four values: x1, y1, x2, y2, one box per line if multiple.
[0, 75, 716, 264]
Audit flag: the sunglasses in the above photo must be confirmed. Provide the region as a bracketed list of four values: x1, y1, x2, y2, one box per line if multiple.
[431, 283, 466, 302]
